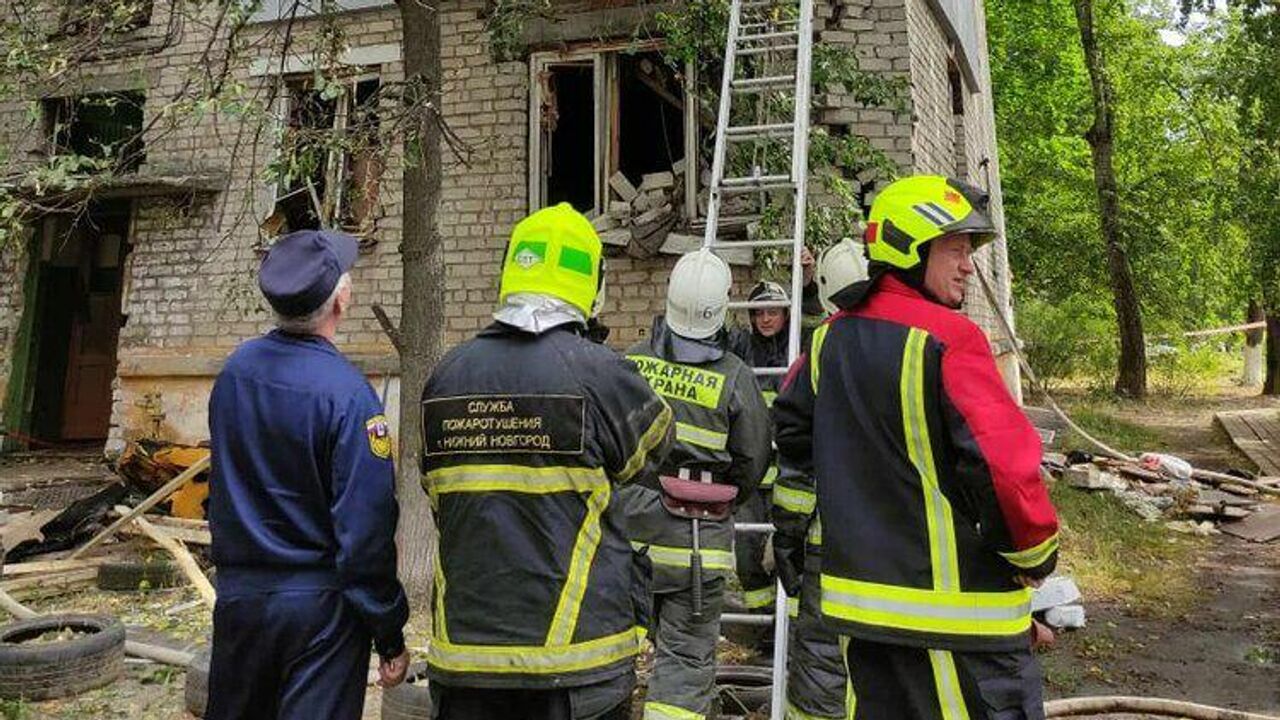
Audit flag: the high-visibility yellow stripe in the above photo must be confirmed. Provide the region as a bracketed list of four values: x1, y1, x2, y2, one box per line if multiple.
[929, 649, 971, 720]
[425, 464, 608, 497]
[788, 595, 800, 618]
[807, 515, 823, 546]
[900, 328, 959, 592]
[633, 542, 736, 572]
[784, 702, 841, 720]
[821, 574, 1032, 637]
[619, 403, 674, 482]
[773, 482, 817, 515]
[644, 702, 705, 720]
[742, 585, 776, 610]
[763, 389, 778, 407]
[1000, 532, 1060, 570]
[810, 322, 832, 391]
[427, 626, 641, 675]
[546, 484, 610, 646]
[762, 465, 778, 488]
[675, 422, 728, 451]
[432, 545, 449, 644]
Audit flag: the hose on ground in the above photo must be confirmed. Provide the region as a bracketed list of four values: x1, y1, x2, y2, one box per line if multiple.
[1046, 695, 1279, 719]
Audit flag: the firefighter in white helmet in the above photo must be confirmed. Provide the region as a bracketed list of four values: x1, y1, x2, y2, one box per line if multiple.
[622, 249, 773, 720]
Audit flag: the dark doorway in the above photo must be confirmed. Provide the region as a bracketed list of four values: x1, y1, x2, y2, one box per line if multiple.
[543, 63, 595, 213]
[22, 202, 131, 444]
[617, 52, 686, 181]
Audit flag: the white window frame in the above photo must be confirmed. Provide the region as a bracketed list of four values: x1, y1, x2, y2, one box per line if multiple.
[528, 44, 702, 218]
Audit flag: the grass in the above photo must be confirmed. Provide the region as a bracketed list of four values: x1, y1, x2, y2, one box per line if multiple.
[1057, 403, 1171, 455]
[1050, 482, 1199, 618]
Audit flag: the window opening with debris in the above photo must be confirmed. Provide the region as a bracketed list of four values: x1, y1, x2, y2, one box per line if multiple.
[267, 75, 383, 238]
[46, 92, 146, 173]
[530, 47, 704, 228]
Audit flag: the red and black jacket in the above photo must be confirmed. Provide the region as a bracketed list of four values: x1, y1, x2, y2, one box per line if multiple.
[773, 275, 1059, 652]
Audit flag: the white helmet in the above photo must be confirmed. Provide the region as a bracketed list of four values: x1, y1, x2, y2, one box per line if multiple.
[666, 249, 732, 340]
[817, 238, 870, 315]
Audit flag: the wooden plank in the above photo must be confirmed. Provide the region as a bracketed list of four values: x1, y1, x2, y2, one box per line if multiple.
[1216, 412, 1280, 476]
[1220, 505, 1280, 543]
[0, 568, 97, 593]
[70, 454, 210, 559]
[121, 507, 215, 608]
[119, 523, 210, 546]
[2, 557, 112, 576]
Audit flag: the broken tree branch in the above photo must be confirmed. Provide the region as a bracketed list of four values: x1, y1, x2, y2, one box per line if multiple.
[372, 303, 404, 355]
[118, 506, 216, 608]
[71, 454, 211, 559]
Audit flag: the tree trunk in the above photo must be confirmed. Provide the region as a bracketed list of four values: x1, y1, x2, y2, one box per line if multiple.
[1244, 298, 1265, 387]
[395, 0, 444, 606]
[1073, 0, 1147, 399]
[1264, 312, 1280, 396]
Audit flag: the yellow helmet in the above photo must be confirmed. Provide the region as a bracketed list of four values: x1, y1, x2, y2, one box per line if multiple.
[499, 204, 603, 317]
[864, 176, 996, 270]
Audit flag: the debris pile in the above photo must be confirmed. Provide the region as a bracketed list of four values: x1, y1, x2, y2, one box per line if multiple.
[1043, 451, 1280, 541]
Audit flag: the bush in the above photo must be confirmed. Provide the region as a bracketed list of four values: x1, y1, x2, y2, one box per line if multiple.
[1148, 340, 1242, 397]
[1017, 295, 1118, 391]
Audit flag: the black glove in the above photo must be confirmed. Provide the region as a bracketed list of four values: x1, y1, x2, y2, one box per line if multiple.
[773, 531, 804, 597]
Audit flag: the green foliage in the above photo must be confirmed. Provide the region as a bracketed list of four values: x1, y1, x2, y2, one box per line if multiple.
[989, 0, 1254, 368]
[1018, 295, 1118, 391]
[483, 0, 553, 62]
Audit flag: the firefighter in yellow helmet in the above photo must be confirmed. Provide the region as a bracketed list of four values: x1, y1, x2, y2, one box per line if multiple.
[420, 204, 674, 720]
[774, 176, 1060, 720]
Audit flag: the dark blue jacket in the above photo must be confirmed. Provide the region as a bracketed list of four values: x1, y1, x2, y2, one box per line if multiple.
[209, 330, 409, 658]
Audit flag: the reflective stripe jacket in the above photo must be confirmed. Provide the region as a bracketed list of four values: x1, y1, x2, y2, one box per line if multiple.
[622, 319, 773, 590]
[209, 331, 409, 659]
[420, 321, 673, 689]
[774, 276, 1059, 652]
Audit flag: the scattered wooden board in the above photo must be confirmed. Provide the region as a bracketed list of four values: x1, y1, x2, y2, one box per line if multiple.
[0, 510, 58, 550]
[119, 523, 210, 546]
[2, 557, 113, 576]
[1220, 505, 1280, 543]
[1216, 410, 1280, 476]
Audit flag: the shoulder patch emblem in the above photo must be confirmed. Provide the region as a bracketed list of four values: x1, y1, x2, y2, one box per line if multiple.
[366, 415, 393, 459]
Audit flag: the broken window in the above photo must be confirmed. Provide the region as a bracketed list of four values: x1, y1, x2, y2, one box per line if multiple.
[56, 0, 153, 36]
[268, 75, 383, 237]
[530, 48, 703, 221]
[46, 92, 146, 174]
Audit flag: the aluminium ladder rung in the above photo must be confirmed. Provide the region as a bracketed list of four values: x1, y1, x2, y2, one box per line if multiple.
[720, 175, 795, 194]
[728, 298, 791, 310]
[752, 367, 789, 376]
[725, 122, 793, 140]
[722, 612, 776, 626]
[708, 237, 796, 249]
[740, 19, 799, 30]
[736, 43, 799, 57]
[731, 75, 796, 93]
[735, 522, 777, 533]
[738, 29, 799, 43]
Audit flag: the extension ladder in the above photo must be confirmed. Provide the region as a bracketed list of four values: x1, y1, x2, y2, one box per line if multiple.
[700, 0, 816, 715]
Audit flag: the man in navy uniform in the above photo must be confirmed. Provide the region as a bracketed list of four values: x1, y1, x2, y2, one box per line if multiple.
[207, 229, 410, 720]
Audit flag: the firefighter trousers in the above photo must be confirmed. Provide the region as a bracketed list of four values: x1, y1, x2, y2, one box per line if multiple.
[644, 578, 726, 720]
[843, 637, 1045, 720]
[431, 673, 634, 720]
[786, 569, 852, 719]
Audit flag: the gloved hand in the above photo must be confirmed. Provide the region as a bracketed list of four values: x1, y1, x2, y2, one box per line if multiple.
[773, 531, 805, 597]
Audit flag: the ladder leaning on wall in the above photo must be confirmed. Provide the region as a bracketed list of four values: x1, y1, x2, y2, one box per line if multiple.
[700, 0, 816, 714]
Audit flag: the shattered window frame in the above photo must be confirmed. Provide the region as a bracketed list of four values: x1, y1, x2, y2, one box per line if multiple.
[528, 43, 701, 220]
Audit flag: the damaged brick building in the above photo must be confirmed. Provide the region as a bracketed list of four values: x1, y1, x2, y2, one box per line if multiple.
[0, 0, 1018, 454]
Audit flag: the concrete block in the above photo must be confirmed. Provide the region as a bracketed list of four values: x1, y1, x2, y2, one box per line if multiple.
[599, 229, 631, 247]
[609, 172, 639, 202]
[672, 157, 687, 175]
[639, 171, 675, 191]
[633, 203, 672, 227]
[591, 213, 617, 232]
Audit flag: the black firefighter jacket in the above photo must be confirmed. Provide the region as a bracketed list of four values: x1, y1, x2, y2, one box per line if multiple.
[420, 321, 673, 689]
[621, 318, 773, 591]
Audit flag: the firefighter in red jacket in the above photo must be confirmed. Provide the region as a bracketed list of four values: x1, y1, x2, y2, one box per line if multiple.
[774, 175, 1060, 720]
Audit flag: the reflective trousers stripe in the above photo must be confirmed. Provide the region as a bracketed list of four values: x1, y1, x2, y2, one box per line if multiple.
[807, 515, 823, 546]
[634, 542, 736, 572]
[619, 403, 674, 483]
[773, 482, 817, 515]
[645, 702, 705, 720]
[427, 627, 641, 675]
[762, 465, 778, 488]
[675, 422, 728, 451]
[821, 575, 1033, 637]
[546, 483, 611, 645]
[1000, 532, 1060, 570]
[810, 322, 832, 391]
[929, 649, 971, 720]
[424, 464, 608, 496]
[742, 586, 776, 610]
[432, 545, 449, 644]
[900, 328, 960, 592]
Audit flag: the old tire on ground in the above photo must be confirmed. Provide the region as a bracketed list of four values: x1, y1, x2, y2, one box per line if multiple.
[717, 664, 773, 716]
[97, 560, 182, 591]
[382, 663, 431, 720]
[184, 644, 211, 717]
[0, 613, 125, 701]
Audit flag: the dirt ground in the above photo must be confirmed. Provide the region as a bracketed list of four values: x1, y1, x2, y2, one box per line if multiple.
[2, 387, 1279, 719]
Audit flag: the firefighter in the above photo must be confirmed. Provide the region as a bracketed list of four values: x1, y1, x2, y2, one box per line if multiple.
[771, 238, 868, 720]
[207, 229, 410, 720]
[774, 175, 1060, 720]
[725, 280, 795, 619]
[623, 249, 773, 720]
[419, 204, 674, 720]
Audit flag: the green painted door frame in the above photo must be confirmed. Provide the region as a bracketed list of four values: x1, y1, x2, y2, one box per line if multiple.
[1, 226, 44, 452]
